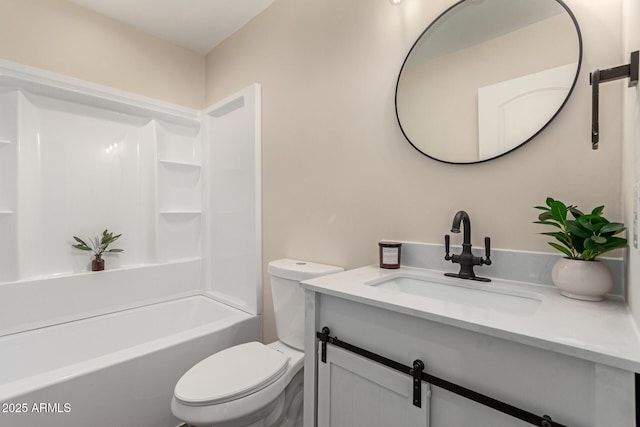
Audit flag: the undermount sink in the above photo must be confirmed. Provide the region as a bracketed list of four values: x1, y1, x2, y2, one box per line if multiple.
[365, 272, 542, 316]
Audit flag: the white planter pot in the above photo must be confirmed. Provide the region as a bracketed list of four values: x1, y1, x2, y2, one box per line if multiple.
[551, 258, 613, 301]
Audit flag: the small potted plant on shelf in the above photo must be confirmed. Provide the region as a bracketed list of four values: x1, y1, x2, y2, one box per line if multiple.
[534, 197, 627, 301]
[72, 229, 124, 271]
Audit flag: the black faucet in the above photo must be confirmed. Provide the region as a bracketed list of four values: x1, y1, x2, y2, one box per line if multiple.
[444, 210, 492, 282]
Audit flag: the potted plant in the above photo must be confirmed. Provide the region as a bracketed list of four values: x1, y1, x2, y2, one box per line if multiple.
[534, 197, 627, 300]
[72, 229, 124, 271]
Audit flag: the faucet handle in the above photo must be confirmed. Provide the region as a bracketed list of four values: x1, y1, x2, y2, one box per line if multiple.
[483, 236, 492, 265]
[444, 234, 452, 261]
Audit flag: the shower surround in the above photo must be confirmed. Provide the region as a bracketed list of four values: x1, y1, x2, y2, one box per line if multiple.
[0, 60, 262, 426]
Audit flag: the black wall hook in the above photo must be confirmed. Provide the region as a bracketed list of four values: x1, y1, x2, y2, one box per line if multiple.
[589, 51, 639, 149]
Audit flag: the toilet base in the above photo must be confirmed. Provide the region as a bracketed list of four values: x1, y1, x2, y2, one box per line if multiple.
[179, 369, 303, 427]
[275, 368, 303, 427]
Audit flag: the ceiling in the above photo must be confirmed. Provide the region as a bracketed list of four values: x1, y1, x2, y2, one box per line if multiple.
[67, 0, 276, 54]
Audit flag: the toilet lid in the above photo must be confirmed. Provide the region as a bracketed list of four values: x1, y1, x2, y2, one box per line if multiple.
[174, 342, 290, 406]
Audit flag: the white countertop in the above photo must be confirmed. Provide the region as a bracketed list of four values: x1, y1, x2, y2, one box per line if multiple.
[301, 265, 640, 372]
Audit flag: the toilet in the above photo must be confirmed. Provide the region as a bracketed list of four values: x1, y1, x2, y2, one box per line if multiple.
[171, 259, 343, 427]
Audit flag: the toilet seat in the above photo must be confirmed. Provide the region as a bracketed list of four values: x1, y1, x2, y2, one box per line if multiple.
[171, 341, 305, 427]
[174, 342, 289, 406]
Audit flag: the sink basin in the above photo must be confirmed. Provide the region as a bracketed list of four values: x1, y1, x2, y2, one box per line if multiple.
[365, 273, 542, 316]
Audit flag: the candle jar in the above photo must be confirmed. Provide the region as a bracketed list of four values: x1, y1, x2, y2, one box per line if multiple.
[379, 241, 401, 269]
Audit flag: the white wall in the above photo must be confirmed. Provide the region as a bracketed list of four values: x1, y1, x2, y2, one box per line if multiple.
[205, 0, 625, 342]
[622, 0, 640, 325]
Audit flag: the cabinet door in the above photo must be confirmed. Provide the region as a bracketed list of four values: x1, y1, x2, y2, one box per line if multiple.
[317, 345, 430, 427]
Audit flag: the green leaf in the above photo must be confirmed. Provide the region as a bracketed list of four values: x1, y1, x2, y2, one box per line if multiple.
[576, 213, 606, 222]
[593, 248, 620, 257]
[583, 238, 604, 253]
[569, 206, 584, 219]
[572, 235, 586, 253]
[73, 236, 89, 246]
[550, 200, 568, 224]
[106, 248, 124, 253]
[534, 220, 562, 229]
[600, 223, 625, 234]
[591, 205, 605, 216]
[548, 242, 574, 258]
[72, 244, 91, 251]
[577, 219, 593, 231]
[566, 221, 591, 238]
[602, 237, 628, 249]
[537, 211, 554, 222]
[541, 230, 568, 240]
[540, 232, 571, 248]
[591, 235, 607, 244]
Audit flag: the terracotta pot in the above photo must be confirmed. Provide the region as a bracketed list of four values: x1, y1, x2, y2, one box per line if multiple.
[551, 258, 613, 301]
[92, 255, 105, 271]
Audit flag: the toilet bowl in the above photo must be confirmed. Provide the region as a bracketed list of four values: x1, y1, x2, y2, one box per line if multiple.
[171, 259, 342, 427]
[171, 341, 304, 427]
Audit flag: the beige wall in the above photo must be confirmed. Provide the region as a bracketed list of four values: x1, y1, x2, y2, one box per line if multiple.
[205, 0, 624, 343]
[0, 0, 628, 342]
[0, 0, 205, 108]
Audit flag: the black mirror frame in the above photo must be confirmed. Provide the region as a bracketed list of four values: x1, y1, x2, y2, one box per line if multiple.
[394, 0, 583, 165]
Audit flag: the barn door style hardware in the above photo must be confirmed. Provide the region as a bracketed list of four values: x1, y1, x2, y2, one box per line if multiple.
[589, 51, 639, 149]
[317, 327, 568, 427]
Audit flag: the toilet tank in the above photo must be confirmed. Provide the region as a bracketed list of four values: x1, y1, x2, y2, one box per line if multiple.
[268, 259, 343, 350]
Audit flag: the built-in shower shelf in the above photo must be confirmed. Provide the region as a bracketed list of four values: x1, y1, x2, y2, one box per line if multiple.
[0, 210, 13, 215]
[158, 159, 201, 169]
[158, 158, 201, 213]
[0, 140, 10, 144]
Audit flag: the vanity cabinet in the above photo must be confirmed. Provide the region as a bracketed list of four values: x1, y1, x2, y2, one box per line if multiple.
[317, 342, 431, 427]
[302, 274, 636, 427]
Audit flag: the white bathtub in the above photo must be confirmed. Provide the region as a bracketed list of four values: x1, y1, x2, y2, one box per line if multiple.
[0, 295, 261, 427]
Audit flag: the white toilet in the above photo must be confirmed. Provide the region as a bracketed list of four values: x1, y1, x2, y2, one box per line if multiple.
[171, 259, 343, 427]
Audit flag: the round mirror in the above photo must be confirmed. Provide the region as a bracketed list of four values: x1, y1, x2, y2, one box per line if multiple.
[395, 0, 582, 164]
